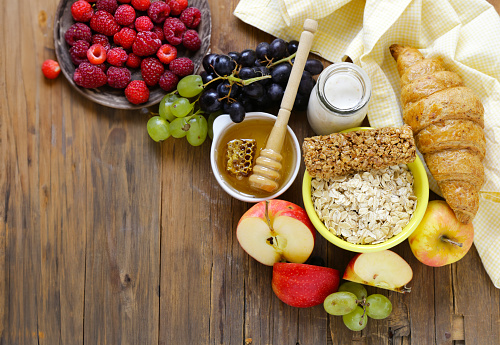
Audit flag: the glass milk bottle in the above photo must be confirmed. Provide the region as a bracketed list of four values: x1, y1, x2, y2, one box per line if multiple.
[307, 63, 372, 135]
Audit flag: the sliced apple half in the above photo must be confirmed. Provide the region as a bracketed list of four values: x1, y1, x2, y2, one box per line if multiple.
[343, 250, 413, 293]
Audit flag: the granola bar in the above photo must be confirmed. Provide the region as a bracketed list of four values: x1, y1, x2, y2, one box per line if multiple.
[303, 126, 416, 178]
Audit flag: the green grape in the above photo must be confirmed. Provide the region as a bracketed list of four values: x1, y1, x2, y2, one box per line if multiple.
[323, 292, 358, 316]
[186, 115, 208, 146]
[338, 282, 368, 301]
[177, 75, 204, 98]
[159, 94, 180, 122]
[365, 294, 392, 320]
[170, 117, 190, 138]
[147, 116, 170, 142]
[170, 97, 193, 118]
[342, 306, 368, 331]
[207, 111, 222, 140]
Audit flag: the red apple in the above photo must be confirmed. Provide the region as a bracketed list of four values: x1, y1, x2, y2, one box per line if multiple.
[236, 200, 316, 266]
[272, 263, 340, 308]
[408, 200, 474, 267]
[343, 250, 413, 293]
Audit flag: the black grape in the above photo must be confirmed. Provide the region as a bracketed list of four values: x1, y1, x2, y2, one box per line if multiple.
[228, 51, 240, 64]
[213, 55, 236, 76]
[305, 59, 324, 75]
[293, 92, 310, 111]
[267, 83, 284, 103]
[239, 49, 257, 67]
[217, 81, 241, 99]
[298, 71, 315, 96]
[268, 38, 287, 60]
[243, 82, 265, 99]
[200, 71, 221, 89]
[271, 63, 292, 85]
[287, 40, 299, 55]
[202, 53, 218, 73]
[239, 67, 257, 80]
[255, 42, 270, 60]
[199, 89, 221, 113]
[228, 102, 246, 123]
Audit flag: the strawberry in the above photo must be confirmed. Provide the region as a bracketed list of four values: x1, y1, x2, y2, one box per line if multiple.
[90, 10, 121, 36]
[125, 80, 149, 104]
[42, 59, 61, 79]
[156, 44, 177, 64]
[132, 31, 161, 57]
[141, 57, 165, 86]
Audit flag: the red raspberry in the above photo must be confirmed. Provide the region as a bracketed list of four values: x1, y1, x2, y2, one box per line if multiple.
[96, 0, 118, 14]
[71, 0, 94, 22]
[42, 59, 61, 79]
[113, 27, 136, 49]
[65, 23, 92, 46]
[148, 1, 170, 24]
[163, 17, 185, 46]
[87, 44, 107, 64]
[107, 47, 129, 66]
[182, 30, 201, 51]
[180, 7, 201, 29]
[118, 0, 130, 2]
[152, 25, 165, 41]
[141, 57, 165, 86]
[106, 66, 131, 88]
[156, 44, 177, 64]
[169, 57, 193, 77]
[69, 40, 90, 65]
[132, 31, 161, 56]
[126, 53, 142, 68]
[131, 0, 150, 11]
[96, 63, 107, 72]
[159, 70, 179, 92]
[135, 16, 154, 32]
[90, 10, 121, 36]
[168, 0, 188, 16]
[114, 4, 135, 26]
[92, 34, 111, 51]
[73, 62, 108, 88]
[125, 80, 149, 104]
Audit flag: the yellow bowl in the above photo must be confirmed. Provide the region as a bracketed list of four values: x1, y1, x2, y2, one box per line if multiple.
[302, 127, 429, 253]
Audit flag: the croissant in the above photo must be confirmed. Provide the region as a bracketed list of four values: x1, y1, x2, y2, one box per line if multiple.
[390, 44, 486, 224]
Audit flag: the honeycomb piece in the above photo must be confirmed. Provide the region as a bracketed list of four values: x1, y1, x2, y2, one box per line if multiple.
[225, 139, 257, 178]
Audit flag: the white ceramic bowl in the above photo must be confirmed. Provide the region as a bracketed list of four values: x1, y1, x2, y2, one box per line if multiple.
[210, 112, 301, 203]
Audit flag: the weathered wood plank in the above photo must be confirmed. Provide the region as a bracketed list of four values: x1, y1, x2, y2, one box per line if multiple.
[83, 108, 161, 345]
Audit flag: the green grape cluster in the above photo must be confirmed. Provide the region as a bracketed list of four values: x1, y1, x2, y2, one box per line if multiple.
[323, 282, 392, 331]
[147, 75, 216, 146]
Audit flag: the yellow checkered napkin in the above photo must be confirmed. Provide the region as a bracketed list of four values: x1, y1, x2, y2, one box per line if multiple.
[235, 0, 500, 288]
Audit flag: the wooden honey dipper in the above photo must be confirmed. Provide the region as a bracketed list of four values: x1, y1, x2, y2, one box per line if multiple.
[249, 19, 318, 193]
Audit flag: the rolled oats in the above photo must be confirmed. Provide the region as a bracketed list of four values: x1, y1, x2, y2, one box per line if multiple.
[311, 164, 417, 245]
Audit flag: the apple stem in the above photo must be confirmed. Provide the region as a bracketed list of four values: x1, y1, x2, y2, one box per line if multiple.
[264, 200, 275, 233]
[441, 236, 463, 247]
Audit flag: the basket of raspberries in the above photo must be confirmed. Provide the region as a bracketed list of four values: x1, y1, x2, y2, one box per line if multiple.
[54, 0, 210, 109]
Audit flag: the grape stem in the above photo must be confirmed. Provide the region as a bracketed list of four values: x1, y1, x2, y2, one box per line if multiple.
[268, 51, 297, 68]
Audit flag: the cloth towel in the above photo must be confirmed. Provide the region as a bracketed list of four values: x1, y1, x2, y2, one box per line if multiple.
[234, 0, 500, 288]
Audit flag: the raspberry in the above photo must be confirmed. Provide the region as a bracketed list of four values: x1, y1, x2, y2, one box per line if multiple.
[73, 62, 107, 88]
[107, 66, 131, 88]
[126, 53, 142, 68]
[156, 44, 177, 64]
[147, 1, 170, 24]
[159, 70, 179, 92]
[64, 23, 92, 46]
[169, 57, 193, 77]
[125, 80, 149, 104]
[152, 25, 165, 41]
[141, 57, 165, 86]
[180, 7, 201, 29]
[163, 17, 185, 46]
[71, 0, 94, 22]
[131, 0, 150, 11]
[69, 40, 90, 65]
[42, 59, 61, 79]
[87, 44, 107, 64]
[96, 0, 118, 14]
[113, 27, 136, 49]
[92, 34, 111, 51]
[132, 31, 161, 56]
[117, 0, 130, 2]
[114, 4, 135, 26]
[168, 0, 188, 16]
[182, 30, 201, 51]
[90, 10, 121, 36]
[107, 47, 129, 66]
[135, 16, 154, 32]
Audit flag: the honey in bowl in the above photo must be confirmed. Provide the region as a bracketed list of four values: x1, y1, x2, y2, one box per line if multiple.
[214, 117, 296, 199]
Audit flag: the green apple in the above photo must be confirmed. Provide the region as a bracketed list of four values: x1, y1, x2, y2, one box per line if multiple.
[408, 200, 474, 267]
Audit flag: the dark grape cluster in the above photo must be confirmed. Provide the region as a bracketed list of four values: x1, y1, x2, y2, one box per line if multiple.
[198, 38, 324, 123]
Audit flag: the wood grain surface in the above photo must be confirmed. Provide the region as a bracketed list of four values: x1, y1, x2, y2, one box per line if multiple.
[1, 0, 500, 344]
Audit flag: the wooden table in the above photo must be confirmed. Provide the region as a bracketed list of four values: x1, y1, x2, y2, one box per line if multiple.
[2, 1, 500, 344]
